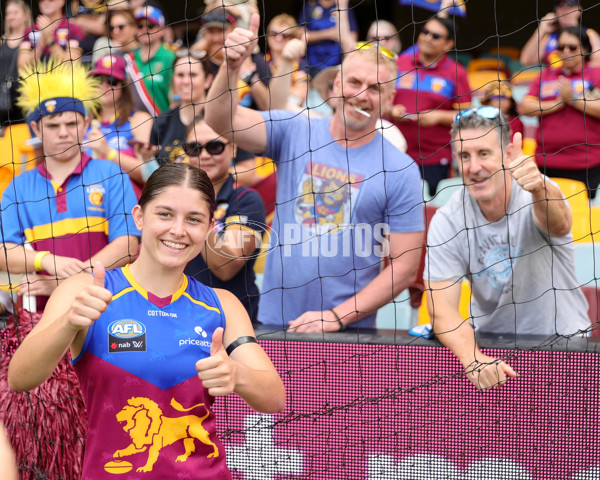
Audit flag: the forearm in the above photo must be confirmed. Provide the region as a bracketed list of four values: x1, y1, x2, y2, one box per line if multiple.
[90, 235, 138, 269]
[531, 183, 572, 237]
[520, 97, 565, 117]
[2, 244, 36, 274]
[268, 60, 295, 109]
[206, 64, 242, 137]
[305, 28, 338, 44]
[568, 97, 600, 120]
[8, 313, 77, 391]
[334, 258, 419, 327]
[249, 80, 271, 111]
[202, 229, 257, 281]
[520, 31, 546, 65]
[233, 361, 285, 413]
[432, 308, 481, 366]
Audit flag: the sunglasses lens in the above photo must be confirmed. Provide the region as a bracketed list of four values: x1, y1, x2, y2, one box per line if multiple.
[206, 141, 226, 155]
[184, 143, 201, 156]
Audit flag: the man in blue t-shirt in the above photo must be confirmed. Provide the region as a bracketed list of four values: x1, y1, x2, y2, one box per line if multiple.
[206, 15, 424, 332]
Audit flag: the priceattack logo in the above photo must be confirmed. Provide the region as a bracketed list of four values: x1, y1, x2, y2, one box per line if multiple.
[108, 320, 147, 353]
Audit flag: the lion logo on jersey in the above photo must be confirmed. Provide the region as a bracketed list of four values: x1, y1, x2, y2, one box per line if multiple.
[112, 396, 218, 473]
[294, 163, 362, 231]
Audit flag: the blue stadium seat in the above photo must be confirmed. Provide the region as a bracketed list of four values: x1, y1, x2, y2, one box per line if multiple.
[430, 177, 464, 207]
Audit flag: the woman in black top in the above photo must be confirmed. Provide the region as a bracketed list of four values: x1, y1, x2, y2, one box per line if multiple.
[0, 0, 30, 126]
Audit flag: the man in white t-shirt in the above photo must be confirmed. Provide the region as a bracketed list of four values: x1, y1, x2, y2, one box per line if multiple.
[425, 106, 590, 390]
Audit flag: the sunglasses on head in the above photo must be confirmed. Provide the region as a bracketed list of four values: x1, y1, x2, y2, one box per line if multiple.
[183, 140, 227, 156]
[455, 106, 501, 123]
[354, 41, 397, 60]
[557, 43, 580, 53]
[421, 27, 446, 41]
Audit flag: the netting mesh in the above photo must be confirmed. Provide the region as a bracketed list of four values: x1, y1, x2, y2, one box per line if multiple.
[0, 0, 599, 479]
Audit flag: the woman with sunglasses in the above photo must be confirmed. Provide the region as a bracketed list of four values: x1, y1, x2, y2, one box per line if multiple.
[8, 162, 285, 478]
[86, 54, 153, 197]
[520, 26, 600, 198]
[92, 7, 139, 64]
[183, 119, 266, 324]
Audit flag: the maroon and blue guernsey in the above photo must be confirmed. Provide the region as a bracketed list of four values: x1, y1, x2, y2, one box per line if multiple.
[72, 266, 232, 479]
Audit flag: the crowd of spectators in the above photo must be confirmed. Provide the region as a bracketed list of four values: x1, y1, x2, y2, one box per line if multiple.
[0, 1, 597, 476]
[0, 0, 596, 339]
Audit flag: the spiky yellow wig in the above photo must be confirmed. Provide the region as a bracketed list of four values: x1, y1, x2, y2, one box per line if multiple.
[16, 58, 102, 119]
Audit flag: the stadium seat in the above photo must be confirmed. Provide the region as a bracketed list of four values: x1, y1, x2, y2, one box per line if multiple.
[0, 124, 36, 199]
[421, 179, 432, 203]
[551, 177, 589, 209]
[467, 57, 508, 74]
[468, 71, 508, 98]
[488, 46, 521, 61]
[417, 280, 471, 325]
[430, 177, 463, 207]
[522, 137, 537, 156]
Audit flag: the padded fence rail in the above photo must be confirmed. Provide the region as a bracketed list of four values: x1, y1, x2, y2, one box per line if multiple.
[214, 336, 600, 480]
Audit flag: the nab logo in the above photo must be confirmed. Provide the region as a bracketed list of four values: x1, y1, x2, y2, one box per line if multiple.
[109, 320, 146, 339]
[108, 320, 147, 353]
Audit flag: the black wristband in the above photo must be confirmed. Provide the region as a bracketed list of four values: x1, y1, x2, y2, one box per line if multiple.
[330, 309, 346, 332]
[226, 336, 258, 355]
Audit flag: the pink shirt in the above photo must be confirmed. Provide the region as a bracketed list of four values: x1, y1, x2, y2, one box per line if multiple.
[525, 65, 600, 170]
[393, 53, 472, 166]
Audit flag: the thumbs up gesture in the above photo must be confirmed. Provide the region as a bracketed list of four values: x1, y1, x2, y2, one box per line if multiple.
[67, 262, 113, 331]
[508, 132, 544, 194]
[223, 13, 261, 72]
[196, 327, 237, 397]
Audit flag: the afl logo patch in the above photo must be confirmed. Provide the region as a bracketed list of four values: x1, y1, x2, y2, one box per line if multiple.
[108, 320, 147, 353]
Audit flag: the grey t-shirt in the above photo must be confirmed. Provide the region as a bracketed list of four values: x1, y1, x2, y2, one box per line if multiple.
[425, 178, 589, 336]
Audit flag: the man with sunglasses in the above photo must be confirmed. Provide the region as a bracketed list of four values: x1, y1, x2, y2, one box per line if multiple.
[390, 16, 472, 195]
[206, 14, 424, 333]
[425, 107, 590, 390]
[124, 5, 174, 115]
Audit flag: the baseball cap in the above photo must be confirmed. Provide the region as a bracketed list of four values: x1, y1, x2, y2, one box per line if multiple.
[90, 54, 127, 81]
[135, 5, 165, 27]
[201, 7, 237, 29]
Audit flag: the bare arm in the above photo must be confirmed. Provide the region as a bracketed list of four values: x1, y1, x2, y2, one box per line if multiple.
[519, 93, 567, 117]
[90, 235, 138, 269]
[195, 289, 285, 413]
[289, 231, 424, 332]
[205, 14, 268, 154]
[8, 265, 111, 391]
[0, 243, 88, 277]
[428, 279, 517, 389]
[508, 132, 572, 237]
[520, 12, 556, 65]
[268, 38, 307, 110]
[201, 227, 260, 281]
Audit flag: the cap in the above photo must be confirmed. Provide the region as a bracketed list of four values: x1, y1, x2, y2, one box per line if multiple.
[481, 81, 513, 104]
[135, 5, 165, 27]
[90, 54, 127, 81]
[201, 7, 237, 29]
[312, 65, 339, 102]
